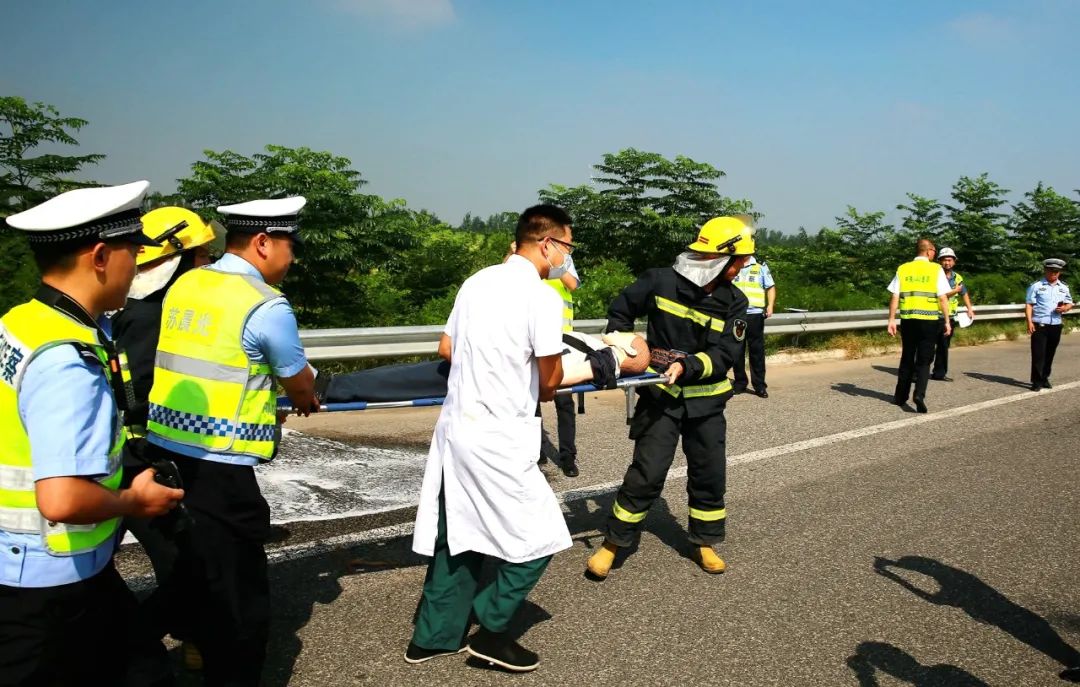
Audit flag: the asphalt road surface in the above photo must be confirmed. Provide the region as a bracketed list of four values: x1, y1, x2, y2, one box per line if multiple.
[150, 335, 1079, 686]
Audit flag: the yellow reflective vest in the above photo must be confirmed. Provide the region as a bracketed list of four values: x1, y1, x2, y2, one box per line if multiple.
[733, 263, 766, 309]
[947, 272, 965, 316]
[544, 277, 574, 332]
[0, 300, 124, 556]
[897, 260, 944, 321]
[147, 267, 282, 461]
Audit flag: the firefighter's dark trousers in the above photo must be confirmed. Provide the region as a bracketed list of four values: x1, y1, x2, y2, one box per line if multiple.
[603, 397, 728, 548]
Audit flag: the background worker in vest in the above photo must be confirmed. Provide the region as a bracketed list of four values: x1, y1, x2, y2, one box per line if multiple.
[887, 238, 951, 413]
[406, 205, 573, 672]
[145, 196, 321, 686]
[0, 182, 184, 686]
[111, 206, 219, 670]
[1025, 258, 1072, 391]
[731, 253, 775, 397]
[539, 240, 581, 476]
[930, 247, 974, 382]
[586, 216, 752, 580]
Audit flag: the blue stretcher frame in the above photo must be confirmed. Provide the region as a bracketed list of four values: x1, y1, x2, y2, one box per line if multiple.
[276, 373, 667, 414]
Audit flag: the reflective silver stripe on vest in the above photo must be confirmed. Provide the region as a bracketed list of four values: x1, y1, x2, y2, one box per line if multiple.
[0, 464, 34, 492]
[155, 350, 249, 383]
[249, 374, 273, 391]
[899, 291, 939, 298]
[0, 507, 39, 533]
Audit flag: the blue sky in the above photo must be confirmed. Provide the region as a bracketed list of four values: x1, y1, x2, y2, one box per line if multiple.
[3, 0, 1078, 233]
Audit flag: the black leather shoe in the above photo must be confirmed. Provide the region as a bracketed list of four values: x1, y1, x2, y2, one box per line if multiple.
[1044, 380, 1053, 389]
[893, 396, 908, 406]
[467, 627, 539, 672]
[404, 641, 466, 664]
[756, 389, 769, 398]
[536, 454, 548, 465]
[732, 385, 747, 395]
[1031, 384, 1043, 392]
[561, 459, 579, 478]
[914, 400, 928, 414]
[1060, 665, 1080, 682]
[931, 376, 952, 382]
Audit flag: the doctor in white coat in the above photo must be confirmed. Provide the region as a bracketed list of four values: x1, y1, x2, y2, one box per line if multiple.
[404, 205, 574, 673]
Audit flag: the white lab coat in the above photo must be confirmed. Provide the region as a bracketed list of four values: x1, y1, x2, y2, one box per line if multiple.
[412, 256, 573, 563]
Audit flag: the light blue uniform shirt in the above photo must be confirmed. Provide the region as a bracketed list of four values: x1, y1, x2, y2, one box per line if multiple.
[1, 317, 118, 588]
[739, 258, 775, 315]
[148, 254, 308, 466]
[1026, 278, 1072, 325]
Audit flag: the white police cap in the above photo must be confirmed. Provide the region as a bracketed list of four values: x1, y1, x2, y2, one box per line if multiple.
[217, 196, 306, 244]
[5, 181, 158, 247]
[1044, 258, 1066, 271]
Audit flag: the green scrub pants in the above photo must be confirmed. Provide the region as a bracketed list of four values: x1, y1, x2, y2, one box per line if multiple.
[411, 490, 552, 651]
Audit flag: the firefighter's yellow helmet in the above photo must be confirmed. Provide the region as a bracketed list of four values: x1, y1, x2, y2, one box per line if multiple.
[688, 215, 756, 255]
[136, 207, 217, 266]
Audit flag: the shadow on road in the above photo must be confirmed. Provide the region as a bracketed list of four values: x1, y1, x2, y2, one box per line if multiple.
[831, 382, 908, 409]
[871, 365, 899, 377]
[963, 371, 1030, 389]
[874, 555, 1080, 669]
[846, 641, 988, 686]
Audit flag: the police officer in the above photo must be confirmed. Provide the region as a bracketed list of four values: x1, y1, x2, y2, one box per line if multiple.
[111, 206, 219, 670]
[887, 238, 951, 413]
[731, 252, 775, 397]
[540, 238, 582, 476]
[0, 181, 184, 686]
[144, 197, 321, 685]
[1025, 258, 1072, 391]
[586, 216, 752, 579]
[931, 247, 975, 381]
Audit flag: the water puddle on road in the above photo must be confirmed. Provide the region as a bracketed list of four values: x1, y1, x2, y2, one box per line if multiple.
[256, 430, 427, 524]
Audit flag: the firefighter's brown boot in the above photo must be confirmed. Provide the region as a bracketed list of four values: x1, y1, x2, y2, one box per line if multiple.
[585, 541, 619, 580]
[692, 546, 726, 574]
[182, 642, 203, 671]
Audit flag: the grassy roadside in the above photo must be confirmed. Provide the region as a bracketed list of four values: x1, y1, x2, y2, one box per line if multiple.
[765, 317, 1080, 360]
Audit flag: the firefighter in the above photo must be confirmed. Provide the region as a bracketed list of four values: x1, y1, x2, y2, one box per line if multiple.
[586, 215, 753, 579]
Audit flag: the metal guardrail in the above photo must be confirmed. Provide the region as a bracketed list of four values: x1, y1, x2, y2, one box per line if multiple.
[298, 304, 1046, 361]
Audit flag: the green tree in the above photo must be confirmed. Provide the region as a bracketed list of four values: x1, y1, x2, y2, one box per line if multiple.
[175, 145, 413, 327]
[540, 148, 755, 274]
[832, 206, 896, 290]
[896, 193, 946, 250]
[945, 174, 1010, 273]
[1008, 182, 1080, 272]
[0, 97, 105, 314]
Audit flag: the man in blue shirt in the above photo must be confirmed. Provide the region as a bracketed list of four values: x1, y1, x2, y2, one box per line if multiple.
[145, 196, 320, 685]
[1, 182, 184, 685]
[1025, 258, 1073, 391]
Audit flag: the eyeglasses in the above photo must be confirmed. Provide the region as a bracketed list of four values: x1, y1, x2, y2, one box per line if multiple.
[546, 236, 577, 255]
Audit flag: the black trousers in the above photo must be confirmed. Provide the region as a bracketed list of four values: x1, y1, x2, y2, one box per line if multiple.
[539, 394, 577, 462]
[604, 397, 728, 547]
[149, 445, 272, 687]
[932, 318, 958, 378]
[0, 561, 172, 687]
[1031, 323, 1063, 386]
[732, 312, 767, 391]
[895, 319, 942, 404]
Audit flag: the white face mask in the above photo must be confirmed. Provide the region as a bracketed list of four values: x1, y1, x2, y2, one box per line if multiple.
[546, 245, 572, 280]
[673, 251, 730, 287]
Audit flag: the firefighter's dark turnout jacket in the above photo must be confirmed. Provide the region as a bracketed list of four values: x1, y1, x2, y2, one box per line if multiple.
[603, 266, 748, 547]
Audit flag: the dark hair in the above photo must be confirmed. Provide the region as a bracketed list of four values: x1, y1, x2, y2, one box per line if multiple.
[30, 241, 86, 273]
[514, 204, 572, 247]
[225, 231, 256, 251]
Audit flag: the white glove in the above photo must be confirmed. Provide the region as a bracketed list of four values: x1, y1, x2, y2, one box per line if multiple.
[602, 331, 639, 357]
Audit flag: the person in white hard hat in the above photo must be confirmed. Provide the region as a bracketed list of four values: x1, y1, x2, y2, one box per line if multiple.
[931, 247, 975, 381]
[0, 182, 184, 685]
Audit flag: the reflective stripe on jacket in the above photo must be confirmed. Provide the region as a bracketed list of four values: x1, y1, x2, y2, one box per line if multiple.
[147, 266, 281, 461]
[0, 300, 123, 556]
[947, 272, 965, 316]
[897, 260, 943, 320]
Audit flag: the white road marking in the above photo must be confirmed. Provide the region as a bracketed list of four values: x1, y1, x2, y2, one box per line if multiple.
[126, 381, 1079, 588]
